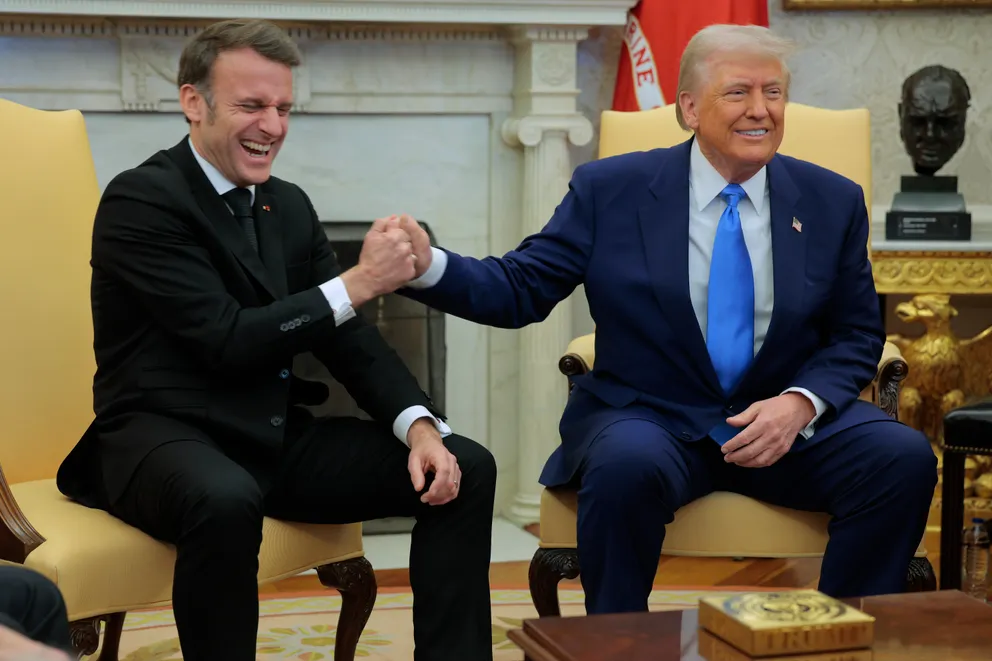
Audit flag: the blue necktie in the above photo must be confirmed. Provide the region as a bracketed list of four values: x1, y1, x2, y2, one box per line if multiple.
[706, 184, 754, 394]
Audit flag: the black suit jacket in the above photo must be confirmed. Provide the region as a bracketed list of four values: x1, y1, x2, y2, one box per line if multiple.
[57, 137, 441, 509]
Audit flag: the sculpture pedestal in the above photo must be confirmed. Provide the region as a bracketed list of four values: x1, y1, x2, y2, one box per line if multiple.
[886, 175, 971, 241]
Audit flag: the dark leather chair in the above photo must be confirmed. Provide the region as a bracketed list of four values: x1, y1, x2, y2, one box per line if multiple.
[941, 401, 992, 589]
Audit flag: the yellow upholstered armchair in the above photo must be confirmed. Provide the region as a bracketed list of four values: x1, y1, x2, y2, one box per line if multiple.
[0, 99, 375, 660]
[528, 103, 936, 617]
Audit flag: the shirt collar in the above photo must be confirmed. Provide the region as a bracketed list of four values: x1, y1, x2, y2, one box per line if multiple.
[188, 136, 255, 205]
[689, 137, 766, 215]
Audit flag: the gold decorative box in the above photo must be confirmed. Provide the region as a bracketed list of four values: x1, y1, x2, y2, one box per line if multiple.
[697, 590, 875, 657]
[698, 629, 873, 661]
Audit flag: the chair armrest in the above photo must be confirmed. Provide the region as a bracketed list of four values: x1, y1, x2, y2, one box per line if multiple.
[0, 462, 45, 563]
[557, 334, 908, 422]
[876, 340, 908, 421]
[559, 333, 595, 378]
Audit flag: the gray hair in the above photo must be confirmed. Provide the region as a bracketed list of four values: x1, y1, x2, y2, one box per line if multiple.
[675, 24, 795, 130]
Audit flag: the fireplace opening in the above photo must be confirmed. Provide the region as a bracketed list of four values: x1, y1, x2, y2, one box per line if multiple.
[291, 221, 445, 534]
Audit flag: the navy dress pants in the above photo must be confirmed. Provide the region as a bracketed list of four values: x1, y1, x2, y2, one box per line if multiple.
[575, 415, 937, 614]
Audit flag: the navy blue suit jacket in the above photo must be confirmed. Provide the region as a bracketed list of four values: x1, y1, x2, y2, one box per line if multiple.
[402, 138, 889, 488]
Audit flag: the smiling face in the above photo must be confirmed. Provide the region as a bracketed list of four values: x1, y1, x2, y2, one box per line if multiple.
[180, 47, 293, 187]
[678, 51, 786, 183]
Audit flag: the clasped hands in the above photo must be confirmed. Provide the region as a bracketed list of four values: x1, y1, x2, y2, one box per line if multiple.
[719, 393, 816, 468]
[342, 214, 432, 304]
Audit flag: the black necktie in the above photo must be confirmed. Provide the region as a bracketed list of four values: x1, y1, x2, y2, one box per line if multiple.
[222, 188, 258, 252]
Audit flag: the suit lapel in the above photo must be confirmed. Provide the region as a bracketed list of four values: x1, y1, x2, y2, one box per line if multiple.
[741, 155, 807, 385]
[254, 188, 288, 298]
[640, 139, 723, 396]
[171, 139, 279, 300]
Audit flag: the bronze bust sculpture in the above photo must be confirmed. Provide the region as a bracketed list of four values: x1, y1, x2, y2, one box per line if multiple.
[898, 65, 970, 176]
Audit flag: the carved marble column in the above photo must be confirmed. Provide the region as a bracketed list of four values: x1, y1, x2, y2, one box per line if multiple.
[501, 26, 593, 525]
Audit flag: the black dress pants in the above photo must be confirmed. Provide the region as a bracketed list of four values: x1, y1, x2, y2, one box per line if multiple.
[0, 564, 72, 651]
[109, 417, 497, 661]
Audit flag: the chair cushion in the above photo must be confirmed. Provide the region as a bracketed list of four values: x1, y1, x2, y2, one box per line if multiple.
[943, 399, 992, 453]
[539, 488, 928, 559]
[12, 479, 364, 620]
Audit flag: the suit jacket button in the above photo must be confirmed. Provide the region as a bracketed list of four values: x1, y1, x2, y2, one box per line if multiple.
[301, 314, 311, 323]
[680, 432, 691, 440]
[279, 369, 290, 379]
[270, 415, 284, 427]
[279, 322, 289, 332]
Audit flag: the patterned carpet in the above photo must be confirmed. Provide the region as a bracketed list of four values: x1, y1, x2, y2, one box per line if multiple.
[101, 586, 755, 660]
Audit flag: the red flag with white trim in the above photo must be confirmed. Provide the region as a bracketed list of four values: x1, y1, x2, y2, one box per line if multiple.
[612, 0, 770, 111]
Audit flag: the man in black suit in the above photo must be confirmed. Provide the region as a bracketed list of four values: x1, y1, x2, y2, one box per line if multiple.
[56, 18, 496, 661]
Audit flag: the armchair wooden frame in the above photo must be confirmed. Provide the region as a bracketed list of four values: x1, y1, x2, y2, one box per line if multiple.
[527, 342, 937, 618]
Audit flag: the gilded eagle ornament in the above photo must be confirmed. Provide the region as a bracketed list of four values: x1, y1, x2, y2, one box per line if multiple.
[886, 294, 992, 447]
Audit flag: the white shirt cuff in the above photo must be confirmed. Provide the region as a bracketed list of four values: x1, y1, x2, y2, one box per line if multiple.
[783, 387, 828, 439]
[405, 247, 448, 289]
[318, 277, 358, 326]
[393, 405, 452, 446]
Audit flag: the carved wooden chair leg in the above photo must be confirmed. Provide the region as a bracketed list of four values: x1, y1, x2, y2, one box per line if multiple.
[97, 612, 127, 661]
[528, 548, 580, 617]
[905, 557, 938, 592]
[316, 556, 377, 661]
[69, 611, 127, 661]
[69, 616, 101, 659]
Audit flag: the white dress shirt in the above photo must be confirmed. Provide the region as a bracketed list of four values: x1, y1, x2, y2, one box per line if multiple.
[189, 138, 450, 445]
[411, 140, 827, 438]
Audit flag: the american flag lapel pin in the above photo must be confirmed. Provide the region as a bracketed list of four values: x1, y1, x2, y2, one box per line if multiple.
[262, 205, 271, 212]
[792, 217, 802, 233]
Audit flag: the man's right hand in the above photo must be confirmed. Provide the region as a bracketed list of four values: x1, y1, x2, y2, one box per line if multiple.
[340, 215, 417, 307]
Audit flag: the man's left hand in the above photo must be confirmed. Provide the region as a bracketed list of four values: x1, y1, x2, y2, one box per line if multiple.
[407, 418, 461, 505]
[720, 393, 816, 468]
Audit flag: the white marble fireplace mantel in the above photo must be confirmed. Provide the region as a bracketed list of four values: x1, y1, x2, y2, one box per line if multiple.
[0, 0, 634, 25]
[0, 0, 636, 523]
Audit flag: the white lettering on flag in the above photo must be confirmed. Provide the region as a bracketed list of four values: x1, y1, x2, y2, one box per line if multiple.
[623, 12, 665, 109]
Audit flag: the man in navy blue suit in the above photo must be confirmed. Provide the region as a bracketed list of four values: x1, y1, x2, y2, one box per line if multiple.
[393, 24, 937, 614]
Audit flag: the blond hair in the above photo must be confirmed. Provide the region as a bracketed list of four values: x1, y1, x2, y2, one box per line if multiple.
[675, 24, 795, 130]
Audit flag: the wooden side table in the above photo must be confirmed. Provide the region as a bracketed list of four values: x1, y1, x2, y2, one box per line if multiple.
[507, 591, 992, 661]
